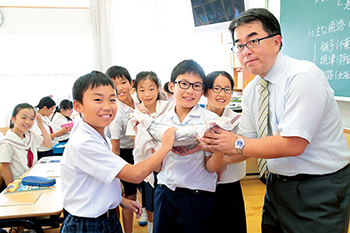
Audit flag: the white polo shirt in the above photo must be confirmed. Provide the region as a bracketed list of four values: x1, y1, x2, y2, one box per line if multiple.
[156, 104, 219, 192]
[108, 98, 137, 149]
[238, 53, 350, 176]
[61, 121, 127, 218]
[218, 107, 246, 184]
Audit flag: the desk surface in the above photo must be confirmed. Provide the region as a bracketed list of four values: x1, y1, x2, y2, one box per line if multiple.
[0, 157, 63, 220]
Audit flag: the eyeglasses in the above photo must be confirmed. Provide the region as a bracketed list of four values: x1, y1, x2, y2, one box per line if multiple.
[173, 80, 204, 91]
[231, 33, 278, 53]
[211, 85, 233, 94]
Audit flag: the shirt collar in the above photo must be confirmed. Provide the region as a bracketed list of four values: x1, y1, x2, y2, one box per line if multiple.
[262, 52, 284, 85]
[169, 104, 201, 124]
[117, 99, 135, 114]
[80, 121, 110, 148]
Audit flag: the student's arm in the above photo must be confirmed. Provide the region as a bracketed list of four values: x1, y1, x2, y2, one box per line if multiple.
[111, 139, 121, 156]
[1, 162, 13, 185]
[216, 155, 248, 182]
[205, 151, 225, 173]
[152, 148, 162, 172]
[50, 127, 69, 140]
[116, 127, 176, 184]
[35, 114, 53, 148]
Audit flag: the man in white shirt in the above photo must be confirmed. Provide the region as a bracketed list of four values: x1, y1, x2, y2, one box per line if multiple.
[198, 8, 350, 233]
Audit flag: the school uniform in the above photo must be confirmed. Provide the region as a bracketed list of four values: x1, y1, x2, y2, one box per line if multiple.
[153, 104, 218, 233]
[212, 107, 247, 233]
[60, 121, 127, 233]
[32, 116, 56, 159]
[108, 97, 138, 196]
[0, 130, 43, 181]
[52, 113, 72, 143]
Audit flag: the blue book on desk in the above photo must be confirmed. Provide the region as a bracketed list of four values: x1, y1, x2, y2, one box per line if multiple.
[21, 176, 56, 187]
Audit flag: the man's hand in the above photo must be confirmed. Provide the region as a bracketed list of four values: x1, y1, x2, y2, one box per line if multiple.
[199, 125, 238, 156]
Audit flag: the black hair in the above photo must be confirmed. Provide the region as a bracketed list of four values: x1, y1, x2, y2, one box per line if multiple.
[51, 99, 73, 121]
[105, 65, 132, 83]
[163, 81, 173, 94]
[170, 59, 206, 83]
[204, 71, 234, 95]
[134, 71, 165, 101]
[36, 96, 56, 110]
[9, 103, 36, 129]
[72, 71, 116, 104]
[229, 8, 282, 50]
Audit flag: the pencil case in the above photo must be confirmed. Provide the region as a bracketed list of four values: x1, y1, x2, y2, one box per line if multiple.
[21, 176, 56, 187]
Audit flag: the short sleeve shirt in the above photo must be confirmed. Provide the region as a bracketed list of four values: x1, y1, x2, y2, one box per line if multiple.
[0, 130, 43, 180]
[61, 121, 128, 218]
[156, 104, 219, 192]
[238, 53, 350, 176]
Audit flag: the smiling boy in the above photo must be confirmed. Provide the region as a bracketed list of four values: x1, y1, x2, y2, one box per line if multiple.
[105, 65, 140, 233]
[60, 71, 176, 233]
[152, 60, 224, 233]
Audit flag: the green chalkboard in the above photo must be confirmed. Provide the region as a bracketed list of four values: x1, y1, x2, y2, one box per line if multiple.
[280, 0, 350, 98]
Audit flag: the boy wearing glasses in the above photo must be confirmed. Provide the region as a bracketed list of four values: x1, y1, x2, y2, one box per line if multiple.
[152, 59, 224, 233]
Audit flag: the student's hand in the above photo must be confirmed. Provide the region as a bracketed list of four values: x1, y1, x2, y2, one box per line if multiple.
[171, 146, 189, 156]
[58, 126, 69, 136]
[137, 102, 150, 115]
[35, 113, 43, 125]
[171, 143, 212, 156]
[133, 122, 139, 134]
[216, 158, 229, 182]
[160, 127, 177, 151]
[120, 197, 143, 218]
[199, 126, 237, 156]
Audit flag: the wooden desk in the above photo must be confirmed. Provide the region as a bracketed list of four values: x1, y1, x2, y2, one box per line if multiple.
[0, 158, 63, 232]
[0, 178, 63, 219]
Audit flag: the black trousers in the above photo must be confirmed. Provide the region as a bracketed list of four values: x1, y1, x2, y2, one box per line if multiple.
[153, 184, 214, 233]
[212, 181, 247, 233]
[262, 164, 350, 233]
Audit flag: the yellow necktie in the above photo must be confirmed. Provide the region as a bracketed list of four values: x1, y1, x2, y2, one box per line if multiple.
[258, 78, 269, 178]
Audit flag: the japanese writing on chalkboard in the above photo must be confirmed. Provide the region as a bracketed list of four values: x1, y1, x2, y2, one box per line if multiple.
[307, 1, 350, 81]
[281, 0, 350, 97]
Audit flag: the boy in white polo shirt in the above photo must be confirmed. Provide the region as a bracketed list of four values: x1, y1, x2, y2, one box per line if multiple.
[152, 60, 225, 233]
[60, 71, 177, 233]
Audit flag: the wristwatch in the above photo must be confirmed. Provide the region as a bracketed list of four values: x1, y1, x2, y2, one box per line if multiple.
[235, 138, 245, 155]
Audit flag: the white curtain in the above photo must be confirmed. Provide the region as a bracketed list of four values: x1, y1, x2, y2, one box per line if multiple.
[89, 0, 115, 72]
[111, 0, 225, 83]
[90, 0, 232, 84]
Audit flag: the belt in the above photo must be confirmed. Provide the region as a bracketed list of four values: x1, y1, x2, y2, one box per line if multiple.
[274, 173, 320, 181]
[159, 184, 211, 196]
[97, 208, 117, 218]
[273, 164, 350, 182]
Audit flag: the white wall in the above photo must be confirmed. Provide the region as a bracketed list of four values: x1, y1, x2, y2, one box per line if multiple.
[0, 6, 92, 127]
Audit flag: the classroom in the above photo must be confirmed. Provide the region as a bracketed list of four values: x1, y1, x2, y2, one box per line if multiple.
[0, 0, 350, 233]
